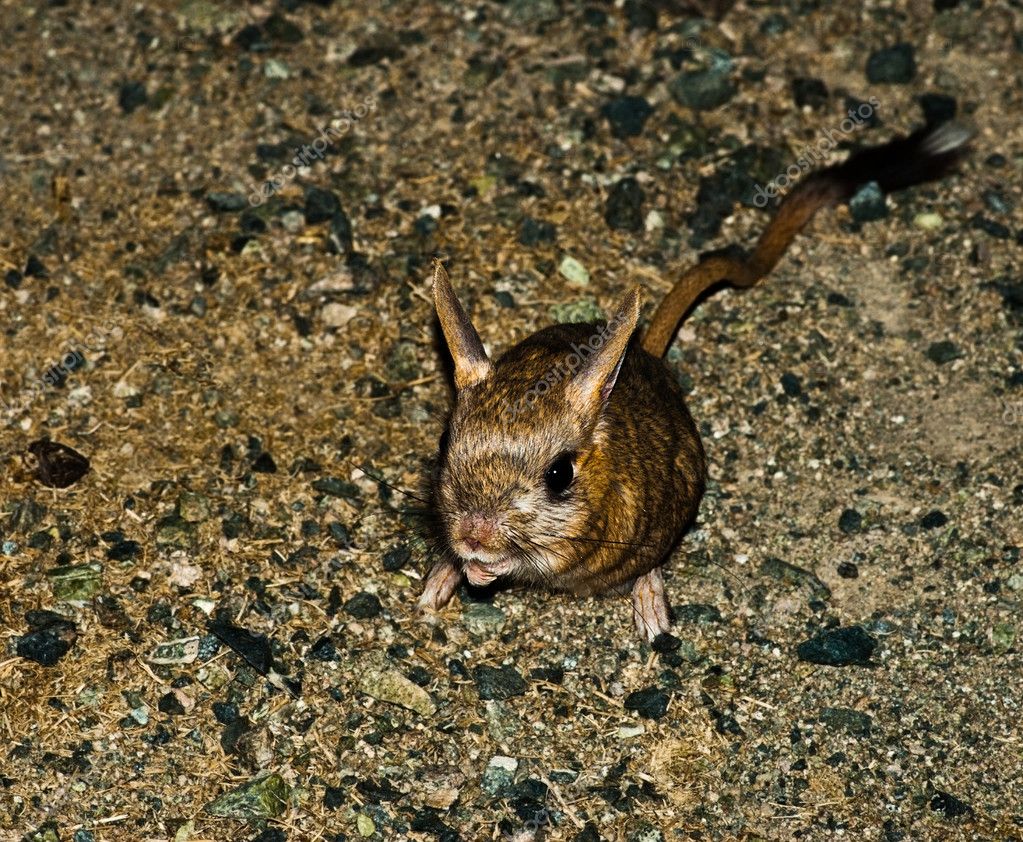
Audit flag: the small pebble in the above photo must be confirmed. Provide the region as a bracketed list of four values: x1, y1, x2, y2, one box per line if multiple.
[797, 626, 876, 666]
[624, 686, 670, 719]
[558, 255, 590, 286]
[865, 43, 916, 84]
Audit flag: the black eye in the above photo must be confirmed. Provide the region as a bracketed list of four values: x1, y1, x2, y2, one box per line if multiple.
[544, 452, 575, 497]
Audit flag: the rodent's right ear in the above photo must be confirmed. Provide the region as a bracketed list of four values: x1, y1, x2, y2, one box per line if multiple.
[432, 259, 493, 390]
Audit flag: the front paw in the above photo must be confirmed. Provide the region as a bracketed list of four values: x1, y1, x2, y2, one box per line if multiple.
[631, 567, 672, 642]
[417, 558, 461, 613]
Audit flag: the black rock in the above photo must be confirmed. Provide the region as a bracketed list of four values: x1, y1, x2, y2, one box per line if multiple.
[312, 477, 360, 499]
[323, 784, 345, 809]
[970, 213, 1010, 239]
[520, 216, 557, 246]
[16, 612, 78, 666]
[263, 13, 304, 44]
[206, 192, 247, 213]
[118, 81, 148, 113]
[675, 603, 722, 624]
[601, 95, 654, 139]
[780, 371, 802, 397]
[251, 829, 286, 842]
[866, 43, 917, 84]
[27, 439, 90, 488]
[343, 591, 382, 619]
[107, 539, 141, 561]
[792, 77, 828, 109]
[234, 23, 268, 51]
[24, 254, 48, 277]
[849, 181, 887, 222]
[209, 619, 274, 675]
[5, 268, 22, 288]
[220, 716, 251, 754]
[212, 701, 239, 724]
[158, 692, 186, 715]
[838, 508, 863, 534]
[651, 632, 682, 653]
[304, 186, 340, 224]
[919, 509, 949, 530]
[837, 561, 859, 579]
[604, 177, 645, 231]
[918, 92, 957, 127]
[472, 664, 527, 700]
[382, 544, 410, 572]
[348, 38, 404, 67]
[819, 706, 872, 736]
[252, 452, 277, 473]
[930, 790, 973, 818]
[326, 210, 354, 254]
[623, 0, 657, 30]
[573, 823, 602, 842]
[670, 53, 737, 110]
[624, 686, 670, 719]
[926, 340, 961, 364]
[309, 635, 340, 661]
[797, 626, 876, 666]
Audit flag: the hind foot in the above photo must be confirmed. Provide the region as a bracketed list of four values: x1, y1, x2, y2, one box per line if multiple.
[417, 557, 461, 613]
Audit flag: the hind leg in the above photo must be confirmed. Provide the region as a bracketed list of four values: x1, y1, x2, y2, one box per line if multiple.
[418, 557, 461, 612]
[632, 566, 671, 641]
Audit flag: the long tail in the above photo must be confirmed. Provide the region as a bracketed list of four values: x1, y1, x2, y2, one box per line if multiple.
[641, 121, 974, 357]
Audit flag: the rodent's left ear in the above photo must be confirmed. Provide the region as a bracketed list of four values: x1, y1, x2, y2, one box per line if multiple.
[566, 287, 641, 416]
[432, 259, 493, 390]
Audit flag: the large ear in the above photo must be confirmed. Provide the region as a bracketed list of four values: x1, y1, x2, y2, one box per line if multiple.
[565, 288, 641, 418]
[432, 259, 493, 390]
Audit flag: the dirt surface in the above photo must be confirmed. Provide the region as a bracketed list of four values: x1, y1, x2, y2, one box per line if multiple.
[1, 1, 1021, 840]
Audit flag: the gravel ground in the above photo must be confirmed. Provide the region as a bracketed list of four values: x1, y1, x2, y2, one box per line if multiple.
[1, 1, 1021, 840]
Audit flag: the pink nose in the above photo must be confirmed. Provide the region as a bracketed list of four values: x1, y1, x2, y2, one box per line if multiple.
[457, 513, 496, 551]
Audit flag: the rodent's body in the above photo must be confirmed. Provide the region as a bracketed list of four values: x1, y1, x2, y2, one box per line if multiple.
[419, 120, 971, 640]
[440, 323, 704, 597]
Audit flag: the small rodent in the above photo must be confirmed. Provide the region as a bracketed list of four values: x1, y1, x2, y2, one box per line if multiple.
[418, 121, 972, 640]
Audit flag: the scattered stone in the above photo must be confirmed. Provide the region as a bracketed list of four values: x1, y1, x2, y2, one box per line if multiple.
[119, 81, 148, 113]
[674, 603, 722, 624]
[158, 691, 187, 715]
[322, 302, 358, 328]
[177, 491, 210, 522]
[473, 664, 527, 700]
[356, 814, 376, 837]
[669, 50, 736, 110]
[48, 562, 103, 601]
[914, 212, 943, 230]
[819, 707, 873, 736]
[624, 686, 670, 719]
[205, 772, 291, 819]
[148, 637, 201, 665]
[837, 562, 859, 579]
[866, 43, 917, 84]
[919, 510, 949, 530]
[312, 477, 360, 499]
[344, 591, 382, 619]
[520, 216, 557, 246]
[602, 95, 654, 138]
[27, 439, 90, 488]
[558, 255, 590, 286]
[760, 557, 831, 600]
[304, 186, 341, 224]
[838, 508, 863, 534]
[549, 298, 603, 323]
[792, 77, 828, 109]
[462, 602, 507, 635]
[849, 181, 887, 222]
[206, 192, 247, 213]
[209, 619, 273, 675]
[604, 177, 645, 231]
[358, 668, 436, 716]
[481, 755, 518, 796]
[16, 611, 78, 667]
[918, 92, 957, 126]
[797, 626, 876, 666]
[107, 539, 142, 561]
[930, 790, 973, 819]
[780, 371, 802, 397]
[926, 340, 961, 364]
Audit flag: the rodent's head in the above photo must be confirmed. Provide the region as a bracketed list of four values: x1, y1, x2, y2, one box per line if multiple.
[430, 260, 640, 589]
